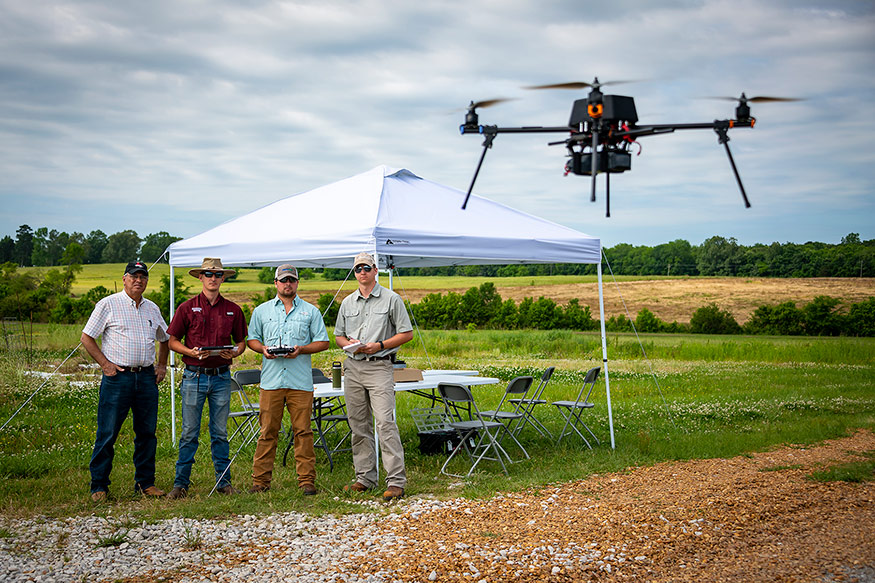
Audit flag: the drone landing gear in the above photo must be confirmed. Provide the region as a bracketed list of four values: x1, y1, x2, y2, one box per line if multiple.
[462, 129, 497, 210]
[715, 124, 751, 208]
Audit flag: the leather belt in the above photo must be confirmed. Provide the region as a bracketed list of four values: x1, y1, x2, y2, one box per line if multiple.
[119, 365, 154, 373]
[359, 355, 392, 362]
[185, 365, 230, 376]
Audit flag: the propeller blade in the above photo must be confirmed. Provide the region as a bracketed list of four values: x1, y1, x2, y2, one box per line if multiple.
[525, 79, 637, 91]
[747, 96, 803, 103]
[525, 81, 593, 90]
[470, 98, 513, 109]
[705, 95, 803, 103]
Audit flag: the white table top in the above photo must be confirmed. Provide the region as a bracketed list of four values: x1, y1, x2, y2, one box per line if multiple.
[313, 373, 499, 398]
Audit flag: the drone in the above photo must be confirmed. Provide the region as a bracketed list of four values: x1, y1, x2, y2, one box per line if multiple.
[459, 78, 799, 216]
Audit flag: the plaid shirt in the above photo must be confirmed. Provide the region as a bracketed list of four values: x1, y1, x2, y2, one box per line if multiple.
[83, 291, 169, 367]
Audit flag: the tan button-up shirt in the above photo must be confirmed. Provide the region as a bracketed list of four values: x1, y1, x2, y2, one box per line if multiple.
[335, 283, 412, 359]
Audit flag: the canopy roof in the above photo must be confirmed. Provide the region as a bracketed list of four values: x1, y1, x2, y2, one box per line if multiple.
[167, 166, 600, 268]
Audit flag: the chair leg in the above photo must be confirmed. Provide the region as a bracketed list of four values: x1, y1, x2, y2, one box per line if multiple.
[468, 427, 510, 476]
[441, 429, 476, 478]
[498, 424, 530, 461]
[555, 407, 593, 449]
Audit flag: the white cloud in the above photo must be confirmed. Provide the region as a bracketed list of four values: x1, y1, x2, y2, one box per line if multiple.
[0, 0, 872, 246]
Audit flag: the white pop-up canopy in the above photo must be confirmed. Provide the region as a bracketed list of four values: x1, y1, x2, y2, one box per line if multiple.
[165, 166, 614, 446]
[167, 166, 601, 268]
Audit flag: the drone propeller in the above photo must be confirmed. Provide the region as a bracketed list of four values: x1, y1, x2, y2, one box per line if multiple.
[525, 78, 637, 91]
[468, 98, 513, 110]
[706, 93, 803, 104]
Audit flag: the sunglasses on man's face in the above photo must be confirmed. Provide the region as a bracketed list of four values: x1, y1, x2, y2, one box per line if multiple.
[277, 276, 297, 284]
[354, 265, 373, 273]
[202, 271, 224, 279]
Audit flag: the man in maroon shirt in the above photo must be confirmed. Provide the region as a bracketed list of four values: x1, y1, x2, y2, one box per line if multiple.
[166, 258, 247, 499]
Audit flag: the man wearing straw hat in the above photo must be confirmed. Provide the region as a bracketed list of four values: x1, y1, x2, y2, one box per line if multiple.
[165, 258, 248, 499]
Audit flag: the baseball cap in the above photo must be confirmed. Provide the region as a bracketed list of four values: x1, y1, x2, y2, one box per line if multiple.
[353, 252, 376, 268]
[275, 264, 298, 280]
[124, 261, 148, 276]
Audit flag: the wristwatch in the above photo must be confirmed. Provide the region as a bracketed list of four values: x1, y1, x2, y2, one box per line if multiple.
[379, 340, 385, 350]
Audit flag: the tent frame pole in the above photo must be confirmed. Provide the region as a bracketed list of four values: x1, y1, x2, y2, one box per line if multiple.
[597, 258, 615, 449]
[169, 263, 177, 444]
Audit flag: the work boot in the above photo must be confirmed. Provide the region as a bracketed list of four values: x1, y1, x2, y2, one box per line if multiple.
[343, 482, 370, 493]
[382, 486, 405, 501]
[216, 485, 238, 495]
[301, 484, 317, 496]
[137, 485, 166, 498]
[248, 483, 270, 494]
[90, 491, 108, 503]
[166, 487, 188, 500]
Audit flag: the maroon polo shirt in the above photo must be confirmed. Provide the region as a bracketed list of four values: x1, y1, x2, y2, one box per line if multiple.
[167, 292, 247, 368]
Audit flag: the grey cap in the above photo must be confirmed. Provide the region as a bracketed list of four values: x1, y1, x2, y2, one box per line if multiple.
[275, 264, 298, 280]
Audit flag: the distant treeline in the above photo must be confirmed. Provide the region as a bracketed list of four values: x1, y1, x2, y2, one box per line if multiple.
[0, 225, 180, 267]
[2, 224, 873, 278]
[324, 234, 873, 278]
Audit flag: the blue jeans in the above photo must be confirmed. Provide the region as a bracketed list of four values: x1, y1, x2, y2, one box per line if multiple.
[90, 369, 159, 494]
[174, 369, 232, 489]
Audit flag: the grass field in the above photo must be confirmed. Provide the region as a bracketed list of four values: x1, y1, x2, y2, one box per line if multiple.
[0, 325, 872, 523]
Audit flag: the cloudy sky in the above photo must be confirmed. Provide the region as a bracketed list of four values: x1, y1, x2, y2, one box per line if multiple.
[1, 0, 873, 249]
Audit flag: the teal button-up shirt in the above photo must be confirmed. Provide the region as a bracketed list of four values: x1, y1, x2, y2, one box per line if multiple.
[248, 296, 328, 391]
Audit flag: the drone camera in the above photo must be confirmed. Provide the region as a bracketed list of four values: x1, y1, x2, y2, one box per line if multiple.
[570, 95, 638, 126]
[567, 151, 632, 176]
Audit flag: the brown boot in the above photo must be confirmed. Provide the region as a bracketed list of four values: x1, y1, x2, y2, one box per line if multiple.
[382, 486, 405, 501]
[343, 482, 370, 493]
[166, 486, 187, 500]
[137, 485, 166, 498]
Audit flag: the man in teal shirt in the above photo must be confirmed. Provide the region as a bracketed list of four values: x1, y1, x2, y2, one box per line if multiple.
[246, 264, 329, 495]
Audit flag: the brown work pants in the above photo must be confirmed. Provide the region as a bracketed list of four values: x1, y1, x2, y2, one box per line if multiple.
[251, 388, 315, 489]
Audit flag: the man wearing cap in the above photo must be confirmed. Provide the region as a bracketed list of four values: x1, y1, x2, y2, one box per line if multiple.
[246, 264, 329, 495]
[165, 258, 248, 499]
[335, 252, 413, 501]
[81, 261, 170, 502]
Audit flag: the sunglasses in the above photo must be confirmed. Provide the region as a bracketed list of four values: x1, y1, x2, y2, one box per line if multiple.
[277, 276, 297, 284]
[202, 271, 224, 278]
[354, 265, 373, 273]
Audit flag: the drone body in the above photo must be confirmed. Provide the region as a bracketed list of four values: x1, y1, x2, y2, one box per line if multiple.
[460, 78, 796, 216]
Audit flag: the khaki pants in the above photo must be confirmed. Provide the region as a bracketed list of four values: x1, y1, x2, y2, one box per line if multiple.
[251, 388, 315, 488]
[343, 358, 406, 489]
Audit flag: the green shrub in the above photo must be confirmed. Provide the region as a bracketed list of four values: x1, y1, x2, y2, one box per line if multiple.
[690, 303, 741, 334]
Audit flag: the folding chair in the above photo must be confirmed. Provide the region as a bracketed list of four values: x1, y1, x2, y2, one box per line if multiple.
[509, 366, 555, 439]
[478, 375, 533, 459]
[552, 366, 601, 448]
[282, 368, 351, 471]
[438, 382, 518, 477]
[227, 369, 261, 443]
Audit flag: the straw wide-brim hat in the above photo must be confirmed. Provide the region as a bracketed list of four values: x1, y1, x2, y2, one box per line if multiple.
[188, 258, 236, 278]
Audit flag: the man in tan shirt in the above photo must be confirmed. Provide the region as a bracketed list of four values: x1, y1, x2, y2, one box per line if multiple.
[334, 253, 413, 501]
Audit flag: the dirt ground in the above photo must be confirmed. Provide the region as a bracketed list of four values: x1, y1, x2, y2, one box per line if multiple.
[352, 430, 875, 582]
[286, 277, 875, 325]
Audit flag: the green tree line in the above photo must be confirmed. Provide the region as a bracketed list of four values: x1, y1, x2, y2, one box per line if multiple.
[321, 233, 873, 279]
[2, 225, 872, 277]
[0, 225, 180, 267]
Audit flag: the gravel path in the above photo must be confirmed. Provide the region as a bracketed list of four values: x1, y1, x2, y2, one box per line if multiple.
[2, 431, 873, 583]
